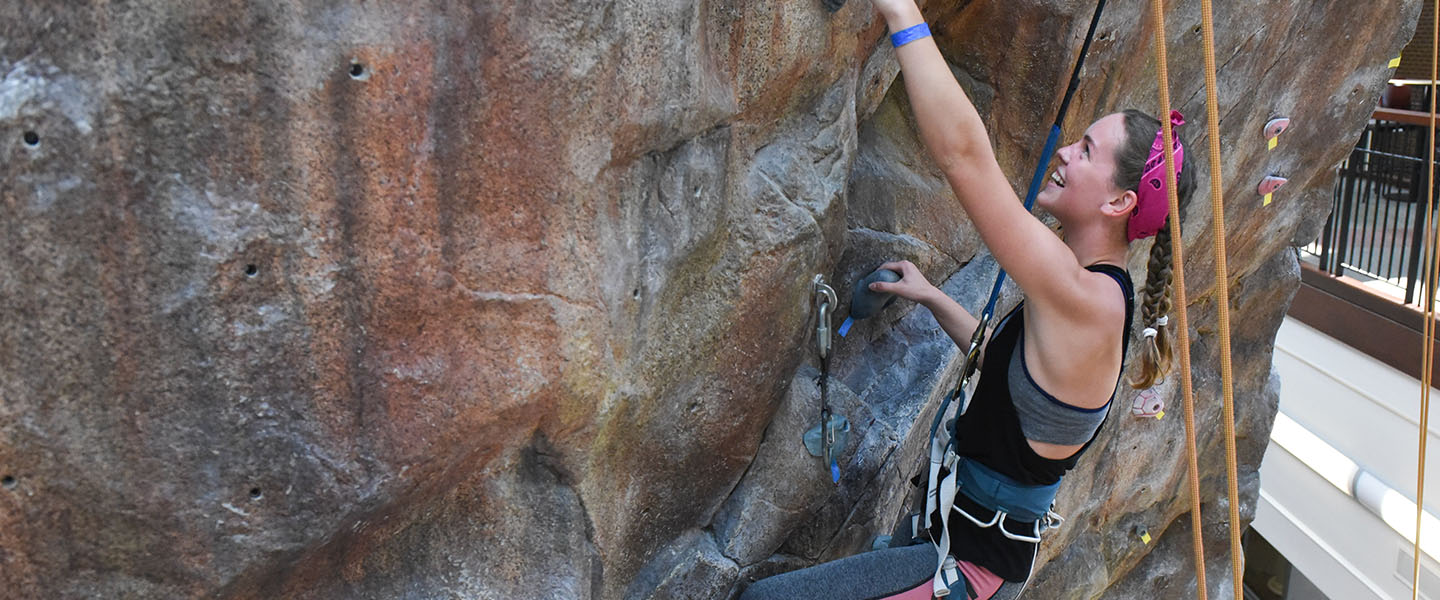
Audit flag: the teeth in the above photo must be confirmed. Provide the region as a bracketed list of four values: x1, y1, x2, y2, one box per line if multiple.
[1051, 171, 1065, 187]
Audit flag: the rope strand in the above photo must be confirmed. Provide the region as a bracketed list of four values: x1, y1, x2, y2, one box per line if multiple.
[1413, 2, 1438, 597]
[1196, 2, 1245, 597]
[1147, 1, 1207, 596]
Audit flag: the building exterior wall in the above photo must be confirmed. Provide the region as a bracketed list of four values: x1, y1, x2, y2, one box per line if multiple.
[1258, 317, 1440, 600]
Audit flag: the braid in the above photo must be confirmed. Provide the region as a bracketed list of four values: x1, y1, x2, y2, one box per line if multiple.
[1114, 108, 1195, 389]
[1130, 221, 1175, 389]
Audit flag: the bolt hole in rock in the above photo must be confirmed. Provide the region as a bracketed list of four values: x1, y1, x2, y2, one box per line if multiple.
[349, 62, 368, 80]
[249, 487, 263, 500]
[2, 475, 15, 490]
[245, 264, 258, 277]
[22, 131, 38, 147]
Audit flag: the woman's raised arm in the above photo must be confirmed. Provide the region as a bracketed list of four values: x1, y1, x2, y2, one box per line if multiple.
[869, 0, 1090, 308]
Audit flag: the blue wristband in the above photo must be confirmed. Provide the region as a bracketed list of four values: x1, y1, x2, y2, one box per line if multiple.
[890, 23, 931, 48]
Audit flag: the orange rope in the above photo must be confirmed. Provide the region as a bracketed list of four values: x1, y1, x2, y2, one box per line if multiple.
[1413, 3, 1439, 598]
[1148, 1, 1207, 596]
[1196, 1, 1244, 598]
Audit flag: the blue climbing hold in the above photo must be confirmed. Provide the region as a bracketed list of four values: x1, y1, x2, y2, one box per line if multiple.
[849, 268, 901, 321]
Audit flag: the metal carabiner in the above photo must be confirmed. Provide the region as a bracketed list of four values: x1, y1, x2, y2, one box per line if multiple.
[953, 305, 992, 394]
[1041, 509, 1066, 533]
[813, 275, 838, 359]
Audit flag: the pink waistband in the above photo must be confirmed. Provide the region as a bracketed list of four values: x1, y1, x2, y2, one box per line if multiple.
[879, 560, 1004, 600]
[957, 560, 1005, 600]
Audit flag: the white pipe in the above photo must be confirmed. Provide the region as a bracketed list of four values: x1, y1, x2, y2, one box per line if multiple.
[1270, 411, 1440, 563]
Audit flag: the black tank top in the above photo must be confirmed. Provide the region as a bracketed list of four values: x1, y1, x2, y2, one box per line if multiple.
[947, 264, 1135, 581]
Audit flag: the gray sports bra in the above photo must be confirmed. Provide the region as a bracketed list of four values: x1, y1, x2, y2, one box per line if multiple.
[1006, 269, 1134, 446]
[1007, 333, 1115, 445]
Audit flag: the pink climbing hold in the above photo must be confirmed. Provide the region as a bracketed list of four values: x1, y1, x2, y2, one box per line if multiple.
[1264, 117, 1290, 140]
[1258, 175, 1289, 196]
[1132, 388, 1164, 419]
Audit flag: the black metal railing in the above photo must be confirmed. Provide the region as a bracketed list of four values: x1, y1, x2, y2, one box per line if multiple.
[1309, 112, 1440, 306]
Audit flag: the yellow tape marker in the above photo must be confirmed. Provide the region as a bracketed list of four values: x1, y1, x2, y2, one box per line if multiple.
[1264, 192, 1273, 206]
[1140, 531, 1152, 545]
[1267, 135, 1278, 151]
[1390, 56, 1403, 69]
[1155, 410, 1165, 420]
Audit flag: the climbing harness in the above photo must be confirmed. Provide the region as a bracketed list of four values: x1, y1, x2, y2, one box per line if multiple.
[805, 275, 849, 484]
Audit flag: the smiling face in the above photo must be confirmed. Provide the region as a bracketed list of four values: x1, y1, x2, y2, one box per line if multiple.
[1037, 113, 1135, 229]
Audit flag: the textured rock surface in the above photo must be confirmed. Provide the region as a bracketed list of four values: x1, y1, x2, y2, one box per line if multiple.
[0, 1, 1418, 599]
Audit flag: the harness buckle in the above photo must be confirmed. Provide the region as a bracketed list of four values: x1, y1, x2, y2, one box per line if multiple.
[937, 556, 960, 597]
[1042, 507, 1066, 533]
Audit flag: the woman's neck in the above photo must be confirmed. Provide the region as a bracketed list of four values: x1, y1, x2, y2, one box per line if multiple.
[1063, 224, 1128, 268]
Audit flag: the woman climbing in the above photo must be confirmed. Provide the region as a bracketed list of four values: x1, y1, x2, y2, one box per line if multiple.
[741, 0, 1196, 598]
[863, 0, 1198, 596]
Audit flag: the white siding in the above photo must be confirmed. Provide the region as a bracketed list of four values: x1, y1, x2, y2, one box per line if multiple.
[1257, 317, 1440, 600]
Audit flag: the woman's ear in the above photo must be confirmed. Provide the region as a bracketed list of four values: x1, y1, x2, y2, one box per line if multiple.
[1104, 189, 1138, 218]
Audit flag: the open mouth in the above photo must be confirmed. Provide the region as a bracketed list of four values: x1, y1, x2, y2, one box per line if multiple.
[1050, 169, 1066, 188]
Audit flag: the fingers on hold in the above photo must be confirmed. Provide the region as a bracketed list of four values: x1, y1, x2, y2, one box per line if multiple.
[878, 260, 916, 277]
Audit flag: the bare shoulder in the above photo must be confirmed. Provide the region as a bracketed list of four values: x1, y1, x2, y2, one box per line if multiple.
[1021, 267, 1128, 409]
[1028, 265, 1128, 326]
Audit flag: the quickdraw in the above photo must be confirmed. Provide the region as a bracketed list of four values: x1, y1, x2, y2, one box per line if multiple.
[804, 275, 849, 484]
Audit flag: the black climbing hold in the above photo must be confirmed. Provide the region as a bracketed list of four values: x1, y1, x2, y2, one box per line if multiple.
[822, 0, 846, 12]
[849, 268, 902, 320]
[22, 131, 38, 147]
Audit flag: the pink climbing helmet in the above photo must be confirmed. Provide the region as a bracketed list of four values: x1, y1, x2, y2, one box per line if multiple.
[1127, 110, 1186, 242]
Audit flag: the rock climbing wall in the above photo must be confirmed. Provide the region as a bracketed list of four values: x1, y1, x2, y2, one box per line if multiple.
[0, 0, 1418, 598]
